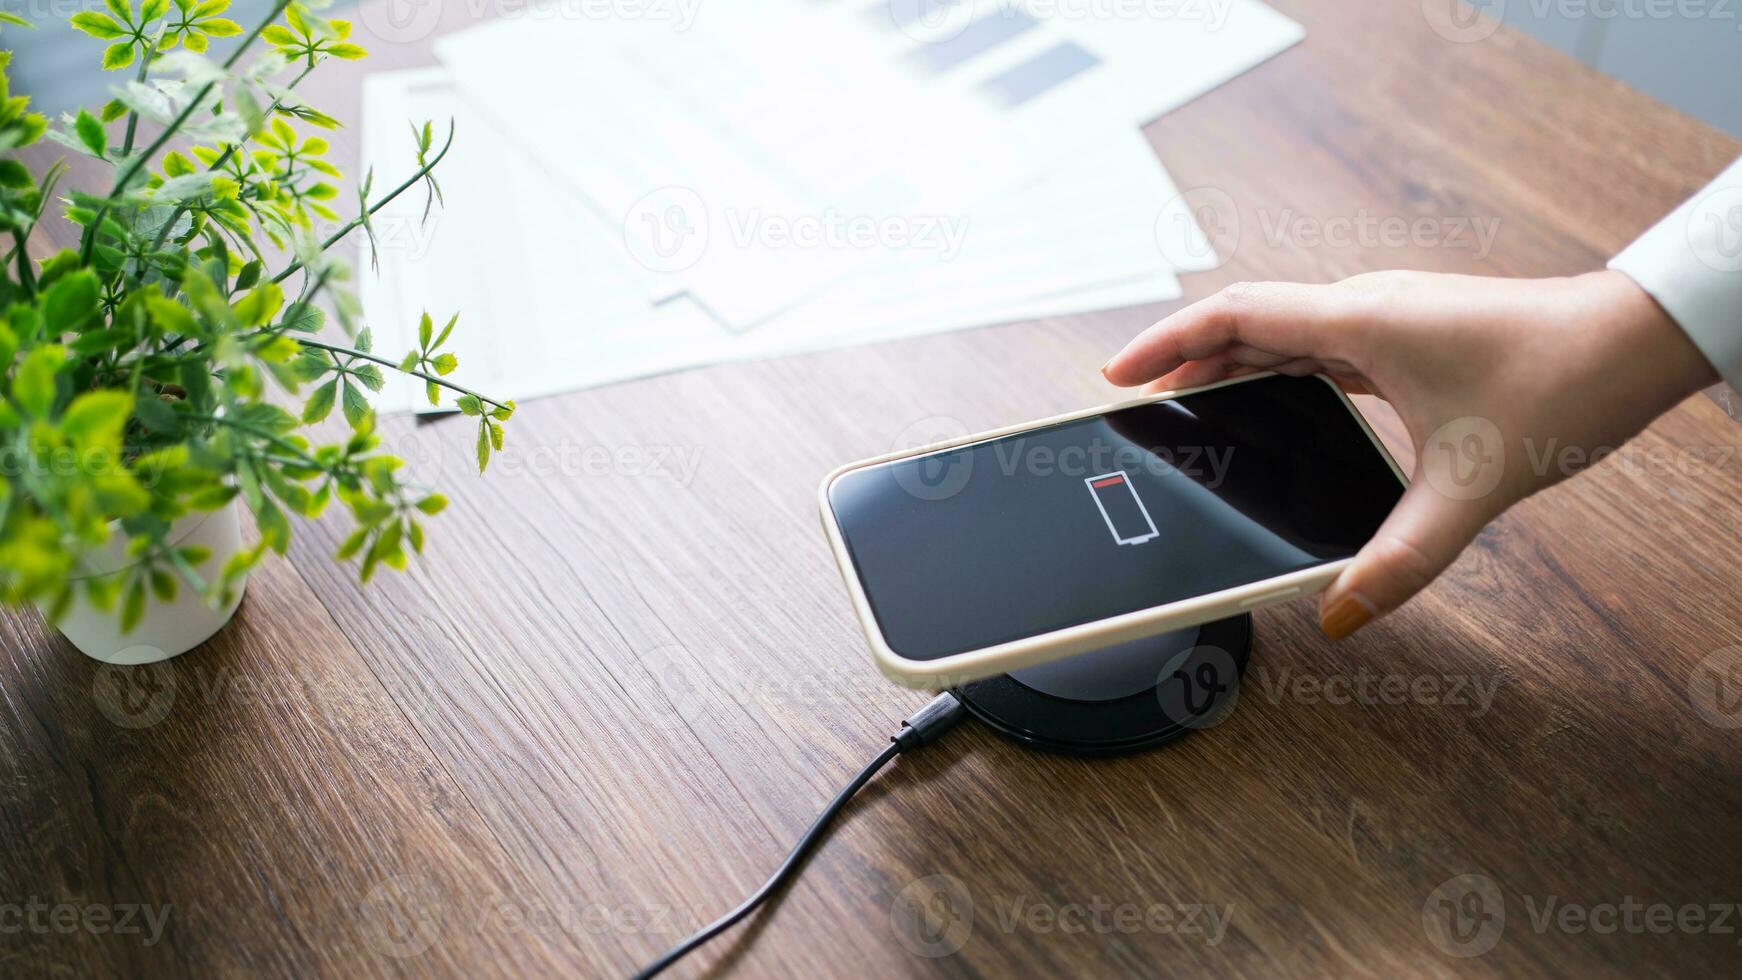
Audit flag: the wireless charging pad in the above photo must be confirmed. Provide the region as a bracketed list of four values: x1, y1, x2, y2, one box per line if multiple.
[951, 614, 1252, 756]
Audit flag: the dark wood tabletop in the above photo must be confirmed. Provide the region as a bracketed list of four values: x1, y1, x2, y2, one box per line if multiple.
[6, 0, 1742, 976]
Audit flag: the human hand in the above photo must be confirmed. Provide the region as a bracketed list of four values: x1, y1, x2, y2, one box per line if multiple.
[1101, 270, 1718, 639]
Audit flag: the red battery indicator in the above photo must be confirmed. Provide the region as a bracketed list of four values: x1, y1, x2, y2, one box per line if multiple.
[1085, 470, 1159, 546]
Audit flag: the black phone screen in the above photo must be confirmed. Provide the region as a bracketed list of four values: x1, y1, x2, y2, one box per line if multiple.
[826, 374, 1405, 662]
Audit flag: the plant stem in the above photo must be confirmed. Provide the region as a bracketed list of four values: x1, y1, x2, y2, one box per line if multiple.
[119, 34, 161, 158]
[135, 63, 317, 282]
[269, 120, 455, 286]
[161, 542, 210, 596]
[188, 412, 327, 470]
[11, 229, 34, 296]
[78, 0, 293, 265]
[294, 335, 512, 412]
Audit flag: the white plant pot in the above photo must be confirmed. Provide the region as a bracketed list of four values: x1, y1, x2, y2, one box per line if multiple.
[45, 502, 249, 664]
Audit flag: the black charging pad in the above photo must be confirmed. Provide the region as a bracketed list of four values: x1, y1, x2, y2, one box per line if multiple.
[951, 614, 1252, 756]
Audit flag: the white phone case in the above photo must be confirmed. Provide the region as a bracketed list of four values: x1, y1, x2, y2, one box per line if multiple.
[817, 373, 1409, 689]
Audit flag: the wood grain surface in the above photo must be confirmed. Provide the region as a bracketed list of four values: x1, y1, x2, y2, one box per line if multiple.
[6, 0, 1742, 976]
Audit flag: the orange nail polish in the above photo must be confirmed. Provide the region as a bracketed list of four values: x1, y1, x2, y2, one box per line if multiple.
[1319, 593, 1375, 640]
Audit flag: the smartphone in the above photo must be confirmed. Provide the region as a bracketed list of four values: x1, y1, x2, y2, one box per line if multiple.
[818, 372, 1408, 688]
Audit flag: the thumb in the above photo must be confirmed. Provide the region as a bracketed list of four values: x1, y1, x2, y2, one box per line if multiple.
[1317, 480, 1495, 640]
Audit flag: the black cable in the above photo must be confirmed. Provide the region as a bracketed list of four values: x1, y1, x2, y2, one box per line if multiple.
[631, 692, 965, 979]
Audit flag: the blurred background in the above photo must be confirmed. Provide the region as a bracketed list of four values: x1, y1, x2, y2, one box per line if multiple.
[13, 0, 1742, 136]
[11, 0, 1740, 407]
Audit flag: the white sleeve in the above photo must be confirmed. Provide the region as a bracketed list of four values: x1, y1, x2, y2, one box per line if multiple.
[1608, 156, 1742, 415]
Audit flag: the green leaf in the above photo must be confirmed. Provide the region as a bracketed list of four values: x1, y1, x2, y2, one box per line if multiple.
[302, 378, 337, 423]
[340, 380, 369, 428]
[489, 400, 516, 422]
[140, 0, 168, 22]
[290, 349, 332, 382]
[121, 579, 147, 633]
[269, 115, 295, 147]
[430, 353, 457, 376]
[326, 42, 365, 59]
[415, 493, 447, 516]
[69, 327, 129, 357]
[102, 41, 136, 71]
[188, 484, 238, 510]
[255, 334, 300, 365]
[70, 11, 127, 38]
[217, 546, 261, 594]
[335, 527, 369, 561]
[149, 568, 178, 603]
[232, 281, 283, 326]
[5, 113, 46, 149]
[60, 390, 133, 450]
[0, 11, 32, 27]
[475, 420, 490, 473]
[234, 259, 261, 290]
[13, 345, 64, 417]
[39, 587, 74, 627]
[353, 364, 385, 392]
[134, 394, 182, 435]
[85, 575, 119, 613]
[99, 99, 127, 122]
[279, 301, 324, 333]
[259, 23, 297, 45]
[488, 420, 503, 452]
[42, 270, 100, 332]
[434, 312, 457, 349]
[196, 16, 240, 35]
[92, 472, 150, 515]
[178, 377, 212, 427]
[161, 149, 194, 176]
[255, 497, 290, 555]
[454, 394, 482, 416]
[235, 402, 298, 435]
[145, 291, 197, 336]
[354, 326, 372, 353]
[371, 519, 403, 567]
[417, 311, 431, 349]
[73, 109, 106, 159]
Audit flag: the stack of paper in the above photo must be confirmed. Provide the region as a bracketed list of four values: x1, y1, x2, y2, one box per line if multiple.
[360, 0, 1303, 410]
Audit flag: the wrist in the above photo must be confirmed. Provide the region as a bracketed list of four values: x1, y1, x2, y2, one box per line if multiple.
[1587, 269, 1720, 413]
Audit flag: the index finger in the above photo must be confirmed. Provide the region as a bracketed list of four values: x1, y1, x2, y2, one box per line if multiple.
[1102, 280, 1361, 387]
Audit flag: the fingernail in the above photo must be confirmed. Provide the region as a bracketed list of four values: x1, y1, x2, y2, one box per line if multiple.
[1319, 592, 1377, 640]
[1100, 359, 1115, 381]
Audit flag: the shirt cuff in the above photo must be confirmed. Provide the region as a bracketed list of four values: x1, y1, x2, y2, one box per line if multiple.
[1608, 156, 1742, 410]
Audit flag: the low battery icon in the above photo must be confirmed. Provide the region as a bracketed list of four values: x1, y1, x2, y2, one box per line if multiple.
[1086, 470, 1158, 546]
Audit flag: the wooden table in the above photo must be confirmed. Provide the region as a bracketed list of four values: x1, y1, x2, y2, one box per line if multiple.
[7, 1, 1742, 976]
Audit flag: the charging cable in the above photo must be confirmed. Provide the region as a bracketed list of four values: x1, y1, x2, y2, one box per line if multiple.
[631, 692, 967, 979]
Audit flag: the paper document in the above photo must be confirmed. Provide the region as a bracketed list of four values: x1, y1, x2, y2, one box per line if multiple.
[434, 0, 1295, 330]
[359, 70, 1191, 410]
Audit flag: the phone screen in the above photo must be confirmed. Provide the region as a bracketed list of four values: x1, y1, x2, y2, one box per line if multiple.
[827, 374, 1405, 662]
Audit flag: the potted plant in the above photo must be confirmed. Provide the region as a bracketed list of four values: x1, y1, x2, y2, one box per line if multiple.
[0, 0, 514, 663]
